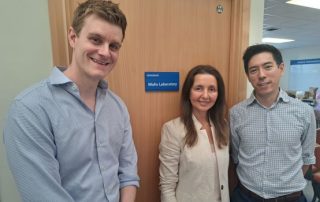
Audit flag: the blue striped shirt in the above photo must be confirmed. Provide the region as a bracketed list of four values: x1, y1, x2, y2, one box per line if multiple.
[230, 89, 316, 199]
[3, 67, 139, 202]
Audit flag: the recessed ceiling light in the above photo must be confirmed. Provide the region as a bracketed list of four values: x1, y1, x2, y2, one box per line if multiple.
[262, 37, 295, 43]
[265, 27, 280, 32]
[286, 0, 320, 10]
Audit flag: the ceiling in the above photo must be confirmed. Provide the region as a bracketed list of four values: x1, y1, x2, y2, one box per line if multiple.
[263, 0, 320, 49]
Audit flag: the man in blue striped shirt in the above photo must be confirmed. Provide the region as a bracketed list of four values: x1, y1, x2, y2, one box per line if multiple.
[230, 44, 316, 202]
[3, 1, 139, 201]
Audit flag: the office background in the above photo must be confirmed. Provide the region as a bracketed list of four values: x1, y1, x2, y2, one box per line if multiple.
[281, 46, 320, 91]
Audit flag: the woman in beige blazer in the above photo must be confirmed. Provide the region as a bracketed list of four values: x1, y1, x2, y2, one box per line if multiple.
[159, 65, 230, 202]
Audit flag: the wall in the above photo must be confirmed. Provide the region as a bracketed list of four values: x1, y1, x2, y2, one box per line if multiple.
[0, 1, 52, 201]
[280, 45, 320, 90]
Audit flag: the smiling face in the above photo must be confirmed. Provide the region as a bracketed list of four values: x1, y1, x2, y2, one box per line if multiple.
[247, 52, 284, 101]
[68, 14, 123, 82]
[190, 74, 218, 117]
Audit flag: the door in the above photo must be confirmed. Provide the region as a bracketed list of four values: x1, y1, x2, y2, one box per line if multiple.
[48, 0, 249, 201]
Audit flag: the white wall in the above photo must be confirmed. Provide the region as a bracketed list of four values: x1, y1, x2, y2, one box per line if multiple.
[0, 1, 52, 201]
[280, 45, 320, 90]
[247, 0, 264, 97]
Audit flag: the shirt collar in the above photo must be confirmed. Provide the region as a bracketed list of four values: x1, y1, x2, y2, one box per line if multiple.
[49, 67, 108, 90]
[49, 67, 71, 85]
[245, 88, 290, 107]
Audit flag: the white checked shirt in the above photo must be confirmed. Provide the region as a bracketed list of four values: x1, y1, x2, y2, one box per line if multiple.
[230, 89, 316, 199]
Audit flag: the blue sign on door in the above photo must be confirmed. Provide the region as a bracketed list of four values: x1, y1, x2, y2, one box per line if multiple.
[145, 72, 179, 91]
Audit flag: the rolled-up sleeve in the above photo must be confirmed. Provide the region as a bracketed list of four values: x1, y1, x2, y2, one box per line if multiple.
[159, 122, 181, 202]
[301, 106, 316, 165]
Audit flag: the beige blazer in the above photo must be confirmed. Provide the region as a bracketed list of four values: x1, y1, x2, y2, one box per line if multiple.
[159, 116, 229, 202]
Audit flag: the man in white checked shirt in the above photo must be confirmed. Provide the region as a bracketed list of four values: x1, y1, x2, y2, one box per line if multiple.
[230, 44, 316, 202]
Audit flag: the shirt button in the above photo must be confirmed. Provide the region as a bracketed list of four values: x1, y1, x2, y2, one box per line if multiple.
[221, 185, 224, 190]
[72, 84, 77, 90]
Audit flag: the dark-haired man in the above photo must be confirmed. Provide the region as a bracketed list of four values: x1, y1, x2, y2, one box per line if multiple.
[230, 44, 316, 202]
